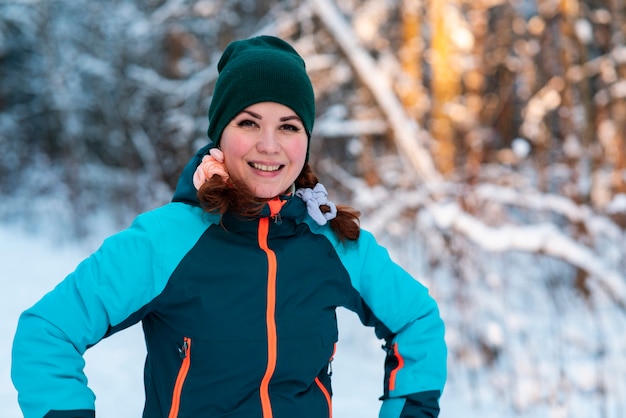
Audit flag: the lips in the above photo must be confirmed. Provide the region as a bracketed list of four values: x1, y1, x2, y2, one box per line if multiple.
[250, 162, 283, 172]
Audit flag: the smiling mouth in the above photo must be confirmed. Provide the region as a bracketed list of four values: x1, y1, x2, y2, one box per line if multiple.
[250, 162, 283, 172]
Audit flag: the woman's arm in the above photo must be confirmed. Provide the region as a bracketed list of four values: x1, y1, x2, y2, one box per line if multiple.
[335, 229, 447, 418]
[11, 204, 209, 418]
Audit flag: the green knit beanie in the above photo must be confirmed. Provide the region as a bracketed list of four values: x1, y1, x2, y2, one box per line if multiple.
[207, 36, 316, 158]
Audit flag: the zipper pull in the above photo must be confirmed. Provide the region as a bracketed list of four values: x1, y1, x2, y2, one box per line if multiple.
[178, 339, 189, 359]
[268, 197, 285, 225]
[328, 343, 336, 376]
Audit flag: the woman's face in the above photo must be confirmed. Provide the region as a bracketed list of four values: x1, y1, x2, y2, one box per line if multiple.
[220, 102, 308, 199]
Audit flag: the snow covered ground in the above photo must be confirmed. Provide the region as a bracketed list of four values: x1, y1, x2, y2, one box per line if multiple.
[1, 223, 474, 418]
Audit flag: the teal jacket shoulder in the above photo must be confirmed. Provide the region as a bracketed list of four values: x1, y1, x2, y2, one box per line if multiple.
[11, 202, 218, 418]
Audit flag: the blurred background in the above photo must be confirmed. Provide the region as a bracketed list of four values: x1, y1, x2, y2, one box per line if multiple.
[1, 0, 625, 417]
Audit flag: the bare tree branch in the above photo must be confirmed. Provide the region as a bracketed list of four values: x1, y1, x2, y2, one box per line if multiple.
[310, 0, 442, 185]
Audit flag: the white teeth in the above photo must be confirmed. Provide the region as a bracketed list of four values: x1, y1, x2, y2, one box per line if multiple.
[251, 162, 281, 172]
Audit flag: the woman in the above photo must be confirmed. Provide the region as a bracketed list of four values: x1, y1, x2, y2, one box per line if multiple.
[12, 36, 447, 418]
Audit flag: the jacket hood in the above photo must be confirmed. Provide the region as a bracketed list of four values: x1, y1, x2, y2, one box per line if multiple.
[172, 143, 214, 206]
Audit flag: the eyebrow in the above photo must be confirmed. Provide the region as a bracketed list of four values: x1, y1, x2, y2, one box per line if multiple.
[240, 110, 302, 122]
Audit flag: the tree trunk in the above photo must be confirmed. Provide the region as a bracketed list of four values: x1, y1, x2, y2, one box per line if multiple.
[398, 0, 425, 120]
[428, 0, 461, 175]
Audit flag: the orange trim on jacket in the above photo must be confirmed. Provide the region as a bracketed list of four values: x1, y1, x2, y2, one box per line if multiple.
[315, 377, 332, 417]
[388, 342, 404, 392]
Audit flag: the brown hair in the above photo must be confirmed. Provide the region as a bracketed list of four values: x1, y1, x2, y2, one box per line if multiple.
[197, 163, 361, 241]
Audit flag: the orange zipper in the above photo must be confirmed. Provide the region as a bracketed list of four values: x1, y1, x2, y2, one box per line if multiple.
[168, 337, 192, 418]
[258, 215, 278, 418]
[258, 199, 286, 417]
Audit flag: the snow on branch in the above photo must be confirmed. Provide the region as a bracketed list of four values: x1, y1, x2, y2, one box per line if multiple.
[428, 201, 626, 310]
[126, 65, 183, 93]
[318, 158, 373, 198]
[314, 118, 388, 138]
[125, 64, 218, 99]
[322, 153, 626, 309]
[310, 0, 442, 184]
[151, 0, 188, 24]
[474, 184, 624, 241]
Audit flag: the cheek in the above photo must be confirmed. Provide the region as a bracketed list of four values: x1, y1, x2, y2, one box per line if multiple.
[289, 138, 308, 165]
[220, 136, 247, 169]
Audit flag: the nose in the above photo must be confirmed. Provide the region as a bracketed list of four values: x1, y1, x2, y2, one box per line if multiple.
[256, 129, 281, 154]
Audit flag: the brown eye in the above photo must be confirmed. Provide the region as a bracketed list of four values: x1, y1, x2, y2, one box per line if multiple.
[237, 119, 257, 128]
[281, 123, 301, 132]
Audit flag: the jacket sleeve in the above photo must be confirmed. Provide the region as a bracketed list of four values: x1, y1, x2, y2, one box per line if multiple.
[10, 204, 208, 418]
[335, 229, 447, 418]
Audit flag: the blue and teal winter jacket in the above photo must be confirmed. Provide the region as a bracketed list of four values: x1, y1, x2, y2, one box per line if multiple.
[12, 145, 447, 418]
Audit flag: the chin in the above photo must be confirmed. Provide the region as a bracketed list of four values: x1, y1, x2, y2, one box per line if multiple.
[251, 181, 293, 199]
[253, 188, 282, 199]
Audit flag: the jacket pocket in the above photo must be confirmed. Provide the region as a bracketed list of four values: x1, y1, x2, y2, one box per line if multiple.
[383, 341, 404, 394]
[168, 337, 192, 418]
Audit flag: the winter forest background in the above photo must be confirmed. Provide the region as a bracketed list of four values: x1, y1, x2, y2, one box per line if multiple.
[1, 0, 626, 417]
